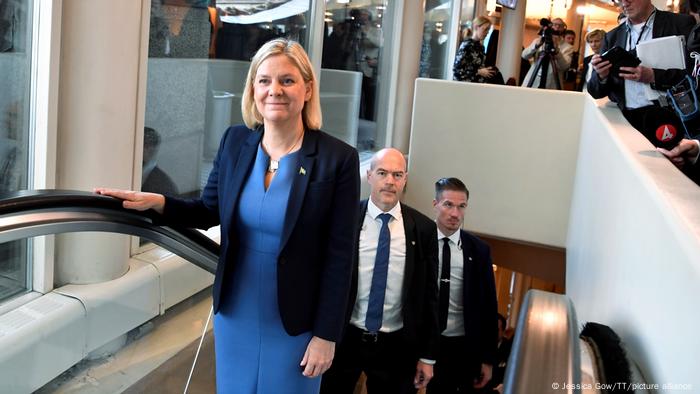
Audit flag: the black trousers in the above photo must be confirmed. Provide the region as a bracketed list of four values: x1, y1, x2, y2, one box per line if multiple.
[321, 325, 417, 394]
[428, 335, 481, 394]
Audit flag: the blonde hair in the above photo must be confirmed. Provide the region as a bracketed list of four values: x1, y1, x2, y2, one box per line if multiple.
[586, 29, 606, 43]
[241, 38, 322, 130]
[472, 16, 491, 32]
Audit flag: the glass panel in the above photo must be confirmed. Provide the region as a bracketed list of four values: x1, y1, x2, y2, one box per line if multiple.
[321, 0, 391, 157]
[0, 0, 33, 301]
[144, 0, 312, 200]
[419, 0, 453, 79]
[0, 240, 29, 300]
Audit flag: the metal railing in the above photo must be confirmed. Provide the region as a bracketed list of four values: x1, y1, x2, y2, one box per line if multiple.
[0, 189, 219, 274]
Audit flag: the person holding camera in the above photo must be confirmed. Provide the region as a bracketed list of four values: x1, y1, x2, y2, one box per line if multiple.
[521, 17, 573, 90]
[453, 16, 497, 83]
[587, 0, 695, 132]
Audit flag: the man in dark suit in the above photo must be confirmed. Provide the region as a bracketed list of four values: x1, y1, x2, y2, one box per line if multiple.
[483, 28, 498, 68]
[321, 148, 439, 394]
[588, 0, 695, 131]
[428, 177, 498, 394]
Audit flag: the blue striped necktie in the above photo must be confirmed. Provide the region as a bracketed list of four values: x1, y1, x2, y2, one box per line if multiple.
[365, 213, 392, 333]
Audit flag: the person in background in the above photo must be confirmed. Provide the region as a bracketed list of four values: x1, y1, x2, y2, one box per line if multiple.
[658, 138, 700, 184]
[427, 177, 498, 394]
[563, 30, 576, 47]
[321, 148, 439, 394]
[587, 0, 695, 132]
[453, 16, 496, 83]
[578, 29, 606, 92]
[96, 38, 360, 394]
[141, 127, 179, 196]
[521, 17, 574, 89]
[484, 313, 513, 394]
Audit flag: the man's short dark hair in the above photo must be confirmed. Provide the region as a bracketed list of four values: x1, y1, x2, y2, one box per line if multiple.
[435, 177, 469, 200]
[564, 30, 575, 37]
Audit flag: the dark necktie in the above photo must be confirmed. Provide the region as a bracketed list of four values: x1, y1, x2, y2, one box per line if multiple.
[365, 213, 392, 333]
[439, 237, 451, 332]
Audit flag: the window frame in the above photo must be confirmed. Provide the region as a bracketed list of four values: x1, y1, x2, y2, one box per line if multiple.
[29, 0, 62, 295]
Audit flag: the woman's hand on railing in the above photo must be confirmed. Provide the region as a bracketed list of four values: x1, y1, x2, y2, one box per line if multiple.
[93, 188, 165, 214]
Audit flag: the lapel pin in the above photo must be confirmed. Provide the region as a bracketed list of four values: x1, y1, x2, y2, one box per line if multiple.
[299, 167, 306, 175]
[411, 241, 415, 245]
[468, 257, 473, 261]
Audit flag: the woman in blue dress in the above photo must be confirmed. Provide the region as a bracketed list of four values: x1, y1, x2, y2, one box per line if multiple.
[96, 39, 360, 393]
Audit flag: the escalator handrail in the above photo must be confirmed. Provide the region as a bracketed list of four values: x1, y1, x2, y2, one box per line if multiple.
[0, 189, 219, 274]
[504, 289, 582, 394]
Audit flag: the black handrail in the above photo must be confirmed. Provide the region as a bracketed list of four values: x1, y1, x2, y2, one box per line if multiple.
[0, 190, 219, 274]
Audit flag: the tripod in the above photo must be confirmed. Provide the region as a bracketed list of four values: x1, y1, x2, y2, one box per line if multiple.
[526, 43, 562, 90]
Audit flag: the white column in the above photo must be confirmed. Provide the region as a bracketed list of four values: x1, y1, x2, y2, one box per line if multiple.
[55, 0, 145, 285]
[496, 0, 527, 84]
[388, 0, 424, 152]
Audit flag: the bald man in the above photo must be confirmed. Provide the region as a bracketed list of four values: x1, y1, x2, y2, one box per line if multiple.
[321, 148, 440, 394]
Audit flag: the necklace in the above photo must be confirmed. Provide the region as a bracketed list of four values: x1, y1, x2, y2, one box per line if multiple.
[265, 130, 304, 173]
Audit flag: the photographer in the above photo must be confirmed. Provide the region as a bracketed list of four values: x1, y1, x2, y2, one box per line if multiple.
[344, 8, 381, 121]
[521, 18, 573, 90]
[587, 0, 694, 132]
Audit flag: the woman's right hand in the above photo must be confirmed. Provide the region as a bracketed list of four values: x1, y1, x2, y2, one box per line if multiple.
[93, 188, 165, 214]
[478, 67, 495, 78]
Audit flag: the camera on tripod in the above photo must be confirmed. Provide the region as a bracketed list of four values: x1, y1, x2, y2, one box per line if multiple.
[538, 18, 561, 54]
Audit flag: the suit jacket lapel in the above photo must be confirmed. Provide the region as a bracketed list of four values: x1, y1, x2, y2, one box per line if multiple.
[279, 130, 318, 252]
[222, 129, 261, 234]
[401, 203, 416, 302]
[615, 26, 627, 50]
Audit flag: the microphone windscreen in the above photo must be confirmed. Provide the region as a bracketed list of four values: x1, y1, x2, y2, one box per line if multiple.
[641, 107, 684, 150]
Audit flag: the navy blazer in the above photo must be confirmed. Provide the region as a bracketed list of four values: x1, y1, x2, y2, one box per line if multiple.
[345, 200, 440, 360]
[588, 11, 695, 109]
[458, 230, 498, 367]
[163, 125, 360, 342]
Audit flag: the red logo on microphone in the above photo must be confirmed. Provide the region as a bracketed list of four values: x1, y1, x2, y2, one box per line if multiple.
[656, 124, 677, 142]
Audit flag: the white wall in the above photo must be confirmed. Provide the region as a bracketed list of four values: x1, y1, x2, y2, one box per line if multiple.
[406, 79, 700, 391]
[567, 99, 700, 391]
[404, 79, 584, 248]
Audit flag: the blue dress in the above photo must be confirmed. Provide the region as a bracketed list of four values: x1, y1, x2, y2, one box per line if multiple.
[213, 144, 320, 393]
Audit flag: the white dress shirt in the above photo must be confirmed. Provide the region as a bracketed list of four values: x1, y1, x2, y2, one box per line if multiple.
[624, 14, 655, 109]
[351, 199, 406, 333]
[437, 228, 466, 337]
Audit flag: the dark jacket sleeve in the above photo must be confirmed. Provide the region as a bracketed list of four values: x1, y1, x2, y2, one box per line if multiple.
[312, 144, 360, 341]
[651, 14, 696, 91]
[418, 216, 440, 360]
[477, 240, 498, 366]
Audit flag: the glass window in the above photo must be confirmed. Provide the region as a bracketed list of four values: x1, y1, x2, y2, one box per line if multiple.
[143, 0, 312, 200]
[419, 0, 453, 79]
[320, 1, 393, 158]
[0, 0, 34, 301]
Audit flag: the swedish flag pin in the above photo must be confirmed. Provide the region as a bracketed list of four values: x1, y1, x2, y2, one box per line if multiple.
[299, 166, 306, 175]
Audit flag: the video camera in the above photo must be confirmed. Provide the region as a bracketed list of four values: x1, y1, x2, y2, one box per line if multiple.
[537, 18, 561, 54]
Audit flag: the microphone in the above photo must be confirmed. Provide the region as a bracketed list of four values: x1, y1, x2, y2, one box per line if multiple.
[640, 107, 685, 150]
